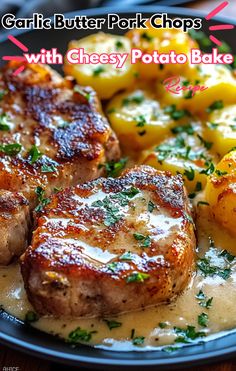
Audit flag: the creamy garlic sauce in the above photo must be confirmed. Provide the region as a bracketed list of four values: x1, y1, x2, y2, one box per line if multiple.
[1, 203, 236, 351]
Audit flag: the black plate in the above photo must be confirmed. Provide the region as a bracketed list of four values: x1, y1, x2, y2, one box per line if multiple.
[0, 6, 236, 370]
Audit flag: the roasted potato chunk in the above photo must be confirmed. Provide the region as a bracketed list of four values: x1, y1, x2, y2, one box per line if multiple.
[205, 150, 236, 236]
[204, 105, 236, 157]
[141, 124, 215, 193]
[64, 33, 135, 99]
[126, 25, 198, 80]
[106, 88, 175, 151]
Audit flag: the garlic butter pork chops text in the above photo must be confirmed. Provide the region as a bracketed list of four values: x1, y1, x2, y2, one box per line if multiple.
[0, 62, 120, 265]
[21, 166, 195, 318]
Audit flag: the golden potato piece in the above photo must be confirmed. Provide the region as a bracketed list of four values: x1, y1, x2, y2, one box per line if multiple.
[64, 33, 135, 99]
[126, 25, 198, 80]
[204, 105, 236, 157]
[156, 65, 236, 116]
[106, 88, 175, 151]
[205, 150, 236, 236]
[141, 125, 215, 193]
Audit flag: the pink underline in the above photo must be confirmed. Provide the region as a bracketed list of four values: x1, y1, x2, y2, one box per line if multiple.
[2, 56, 26, 61]
[205, 1, 229, 20]
[209, 24, 235, 31]
[13, 65, 25, 76]
[209, 35, 222, 46]
[8, 35, 28, 52]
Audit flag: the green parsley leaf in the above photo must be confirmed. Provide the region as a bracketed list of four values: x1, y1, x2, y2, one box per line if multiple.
[198, 313, 208, 327]
[68, 327, 97, 343]
[135, 115, 146, 127]
[133, 336, 145, 346]
[120, 251, 133, 261]
[41, 164, 57, 173]
[115, 40, 123, 49]
[126, 272, 150, 283]
[206, 100, 224, 113]
[196, 291, 213, 309]
[171, 124, 194, 135]
[200, 162, 215, 175]
[197, 201, 209, 206]
[159, 322, 168, 329]
[184, 167, 195, 181]
[133, 233, 151, 248]
[188, 29, 211, 49]
[197, 135, 213, 150]
[0, 143, 22, 156]
[74, 85, 91, 101]
[207, 122, 219, 130]
[35, 186, 51, 212]
[164, 105, 190, 120]
[102, 157, 127, 178]
[215, 169, 227, 177]
[107, 262, 119, 273]
[148, 200, 155, 213]
[0, 113, 10, 131]
[28, 145, 42, 164]
[140, 32, 153, 42]
[174, 325, 206, 343]
[219, 249, 235, 263]
[93, 66, 105, 77]
[163, 346, 179, 353]
[122, 94, 144, 106]
[104, 319, 122, 330]
[25, 310, 39, 323]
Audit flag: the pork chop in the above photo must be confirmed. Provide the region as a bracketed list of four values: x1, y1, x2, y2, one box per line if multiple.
[0, 62, 120, 264]
[21, 165, 196, 318]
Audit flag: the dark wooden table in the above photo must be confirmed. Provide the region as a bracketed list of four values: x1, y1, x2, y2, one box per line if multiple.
[1, 1, 236, 370]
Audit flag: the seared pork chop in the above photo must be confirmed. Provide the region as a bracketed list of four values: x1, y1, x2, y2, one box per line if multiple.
[21, 165, 196, 318]
[0, 62, 120, 264]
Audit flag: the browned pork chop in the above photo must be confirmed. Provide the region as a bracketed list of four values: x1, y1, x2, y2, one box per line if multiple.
[21, 165, 196, 318]
[0, 62, 120, 264]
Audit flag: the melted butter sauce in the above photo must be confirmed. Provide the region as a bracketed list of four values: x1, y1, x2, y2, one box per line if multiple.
[1, 204, 236, 351]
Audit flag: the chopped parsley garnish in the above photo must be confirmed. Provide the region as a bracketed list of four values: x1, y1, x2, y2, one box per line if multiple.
[197, 246, 235, 280]
[200, 162, 215, 175]
[35, 186, 51, 212]
[68, 327, 97, 343]
[120, 251, 133, 261]
[148, 200, 155, 213]
[41, 164, 57, 173]
[135, 115, 146, 127]
[107, 262, 119, 273]
[132, 336, 145, 346]
[91, 187, 139, 227]
[0, 90, 7, 101]
[0, 113, 10, 131]
[206, 100, 224, 113]
[171, 124, 194, 135]
[133, 233, 151, 248]
[195, 182, 202, 192]
[195, 290, 213, 309]
[219, 249, 235, 263]
[184, 91, 193, 99]
[28, 145, 42, 164]
[215, 169, 227, 177]
[104, 319, 122, 330]
[197, 135, 212, 150]
[174, 325, 206, 343]
[93, 66, 105, 76]
[115, 40, 123, 49]
[207, 122, 219, 130]
[184, 167, 195, 181]
[198, 313, 208, 327]
[230, 125, 236, 131]
[100, 157, 127, 178]
[122, 94, 144, 106]
[164, 104, 190, 120]
[25, 310, 39, 323]
[126, 272, 150, 283]
[141, 32, 153, 42]
[74, 85, 91, 101]
[159, 322, 168, 329]
[0, 143, 22, 156]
